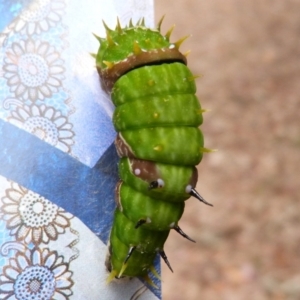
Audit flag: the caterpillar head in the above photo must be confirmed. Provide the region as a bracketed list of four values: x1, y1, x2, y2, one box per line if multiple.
[95, 18, 188, 91]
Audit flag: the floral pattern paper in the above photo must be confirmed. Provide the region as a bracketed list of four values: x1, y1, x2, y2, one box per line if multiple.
[0, 0, 158, 299]
[8, 104, 74, 153]
[3, 39, 65, 102]
[1, 183, 72, 245]
[1, 247, 74, 299]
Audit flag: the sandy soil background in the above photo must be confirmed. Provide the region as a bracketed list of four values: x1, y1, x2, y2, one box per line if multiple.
[154, 1, 300, 299]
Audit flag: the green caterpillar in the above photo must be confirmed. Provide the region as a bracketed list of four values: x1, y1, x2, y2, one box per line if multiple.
[95, 17, 213, 285]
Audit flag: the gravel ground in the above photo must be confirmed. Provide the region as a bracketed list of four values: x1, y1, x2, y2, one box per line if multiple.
[154, 1, 300, 299]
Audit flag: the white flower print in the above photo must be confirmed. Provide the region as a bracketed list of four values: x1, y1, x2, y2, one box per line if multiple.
[13, 0, 66, 35]
[8, 104, 74, 153]
[0, 183, 72, 245]
[3, 39, 64, 101]
[0, 247, 73, 299]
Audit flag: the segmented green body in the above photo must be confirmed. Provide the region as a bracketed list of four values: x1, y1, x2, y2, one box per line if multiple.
[95, 19, 210, 281]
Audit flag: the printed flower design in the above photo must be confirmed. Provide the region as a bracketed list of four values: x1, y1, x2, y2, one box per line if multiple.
[0, 183, 72, 245]
[8, 104, 74, 153]
[3, 39, 64, 102]
[13, 0, 66, 35]
[0, 247, 73, 299]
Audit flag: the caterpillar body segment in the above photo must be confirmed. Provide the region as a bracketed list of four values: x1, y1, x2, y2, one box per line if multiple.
[116, 126, 204, 165]
[111, 63, 195, 105]
[118, 158, 198, 202]
[116, 181, 185, 231]
[113, 93, 203, 131]
[96, 18, 212, 283]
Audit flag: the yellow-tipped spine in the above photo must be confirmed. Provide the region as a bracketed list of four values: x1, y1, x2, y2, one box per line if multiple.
[165, 24, 175, 41]
[129, 18, 134, 27]
[150, 266, 161, 280]
[183, 50, 191, 57]
[102, 20, 112, 32]
[157, 15, 165, 32]
[90, 53, 97, 59]
[93, 33, 104, 43]
[133, 41, 142, 55]
[140, 17, 145, 27]
[118, 262, 128, 278]
[116, 17, 123, 34]
[106, 31, 116, 47]
[143, 275, 158, 289]
[188, 75, 201, 82]
[200, 147, 218, 153]
[103, 60, 114, 69]
[106, 270, 118, 284]
[173, 35, 190, 49]
[200, 108, 211, 113]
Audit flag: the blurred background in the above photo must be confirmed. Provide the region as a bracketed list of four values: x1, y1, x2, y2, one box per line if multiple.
[154, 1, 300, 299]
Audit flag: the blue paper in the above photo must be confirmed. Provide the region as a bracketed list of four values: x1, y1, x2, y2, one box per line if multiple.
[0, 0, 159, 299]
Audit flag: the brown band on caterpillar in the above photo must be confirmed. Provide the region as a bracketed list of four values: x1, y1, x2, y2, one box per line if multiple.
[115, 133, 135, 158]
[130, 158, 198, 192]
[97, 47, 187, 92]
[129, 158, 161, 182]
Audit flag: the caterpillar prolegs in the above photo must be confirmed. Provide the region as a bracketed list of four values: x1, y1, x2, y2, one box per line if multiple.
[95, 17, 213, 284]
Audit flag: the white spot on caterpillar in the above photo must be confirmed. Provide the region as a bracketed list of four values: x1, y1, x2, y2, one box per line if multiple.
[185, 185, 192, 193]
[157, 178, 164, 188]
[169, 222, 175, 228]
[134, 168, 141, 175]
[146, 217, 152, 224]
